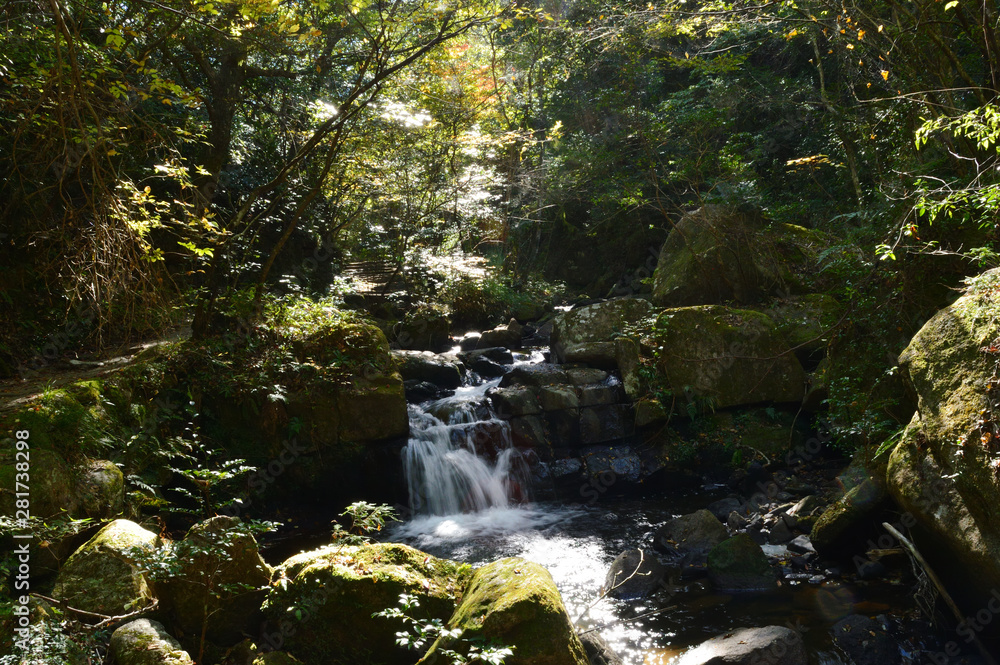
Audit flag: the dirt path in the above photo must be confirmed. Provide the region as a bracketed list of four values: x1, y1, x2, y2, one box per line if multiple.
[0, 324, 191, 414]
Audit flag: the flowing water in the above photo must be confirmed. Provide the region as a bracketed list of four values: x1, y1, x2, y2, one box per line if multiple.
[392, 350, 929, 665]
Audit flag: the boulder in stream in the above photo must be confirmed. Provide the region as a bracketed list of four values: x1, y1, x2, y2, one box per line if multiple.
[673, 625, 807, 665]
[263, 542, 469, 665]
[603, 548, 667, 600]
[420, 557, 589, 665]
[707, 533, 776, 592]
[392, 350, 463, 388]
[550, 298, 653, 367]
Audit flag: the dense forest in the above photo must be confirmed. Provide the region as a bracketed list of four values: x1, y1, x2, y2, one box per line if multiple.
[3, 0, 1000, 663]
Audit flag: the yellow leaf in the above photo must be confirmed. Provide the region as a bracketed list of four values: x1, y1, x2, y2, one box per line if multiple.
[877, 24, 884, 32]
[867, 82, 872, 88]
[107, 149, 119, 156]
[846, 43, 854, 49]
[857, 29, 865, 39]
[881, 70, 889, 80]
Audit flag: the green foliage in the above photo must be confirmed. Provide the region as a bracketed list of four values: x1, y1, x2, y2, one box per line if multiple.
[331, 501, 400, 546]
[374, 592, 514, 665]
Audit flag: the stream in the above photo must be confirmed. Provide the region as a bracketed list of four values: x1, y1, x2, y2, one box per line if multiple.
[387, 349, 933, 665]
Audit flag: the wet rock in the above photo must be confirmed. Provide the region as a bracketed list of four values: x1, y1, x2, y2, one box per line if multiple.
[707, 534, 777, 592]
[768, 518, 794, 545]
[263, 543, 469, 665]
[477, 319, 523, 350]
[673, 625, 807, 665]
[551, 298, 653, 365]
[404, 380, 443, 403]
[109, 619, 194, 665]
[550, 457, 583, 480]
[500, 364, 571, 388]
[489, 387, 542, 417]
[566, 368, 610, 385]
[458, 332, 481, 351]
[421, 558, 589, 665]
[581, 445, 642, 484]
[654, 510, 729, 559]
[158, 516, 273, 650]
[830, 615, 900, 665]
[508, 415, 548, 451]
[767, 294, 843, 369]
[459, 346, 515, 366]
[787, 495, 823, 519]
[392, 350, 463, 388]
[469, 357, 506, 378]
[728, 511, 749, 530]
[810, 479, 887, 558]
[52, 519, 159, 616]
[787, 535, 816, 555]
[579, 632, 624, 665]
[580, 404, 633, 444]
[579, 384, 625, 407]
[604, 548, 667, 600]
[707, 497, 746, 521]
[539, 386, 582, 411]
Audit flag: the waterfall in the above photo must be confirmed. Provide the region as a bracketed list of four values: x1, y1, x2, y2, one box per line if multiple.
[402, 378, 528, 516]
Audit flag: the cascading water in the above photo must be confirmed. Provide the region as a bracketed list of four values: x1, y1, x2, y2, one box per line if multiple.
[402, 377, 525, 516]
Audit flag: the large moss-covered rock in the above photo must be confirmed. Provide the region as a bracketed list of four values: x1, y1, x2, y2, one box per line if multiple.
[651, 206, 839, 307]
[886, 270, 1000, 600]
[263, 542, 470, 665]
[0, 447, 77, 518]
[52, 519, 159, 615]
[651, 306, 806, 409]
[551, 298, 653, 365]
[158, 516, 272, 650]
[420, 558, 589, 665]
[109, 619, 194, 665]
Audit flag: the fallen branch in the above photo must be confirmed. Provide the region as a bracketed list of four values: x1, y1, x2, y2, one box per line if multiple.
[30, 593, 158, 630]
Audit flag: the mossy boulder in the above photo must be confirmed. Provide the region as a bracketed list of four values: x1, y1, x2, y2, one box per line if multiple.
[886, 269, 1000, 601]
[295, 317, 393, 368]
[707, 533, 776, 592]
[157, 516, 273, 650]
[810, 478, 887, 558]
[109, 618, 194, 665]
[550, 298, 653, 365]
[650, 306, 806, 409]
[263, 542, 470, 665]
[52, 519, 160, 615]
[0, 446, 77, 518]
[654, 509, 729, 558]
[420, 558, 589, 665]
[396, 307, 452, 352]
[651, 206, 840, 308]
[75, 459, 124, 518]
[336, 372, 409, 442]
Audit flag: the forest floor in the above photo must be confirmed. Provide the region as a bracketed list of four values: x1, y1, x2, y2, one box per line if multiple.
[0, 323, 191, 415]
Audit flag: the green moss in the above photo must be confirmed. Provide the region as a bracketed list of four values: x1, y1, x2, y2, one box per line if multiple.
[264, 543, 469, 665]
[651, 305, 806, 409]
[52, 519, 159, 616]
[422, 558, 589, 665]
